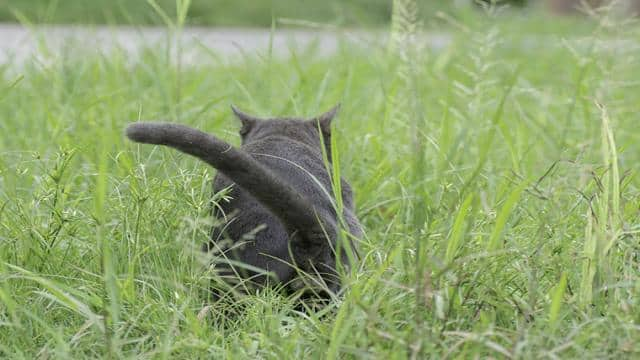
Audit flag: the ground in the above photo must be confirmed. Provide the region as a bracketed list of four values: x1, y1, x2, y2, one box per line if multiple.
[0, 6, 639, 360]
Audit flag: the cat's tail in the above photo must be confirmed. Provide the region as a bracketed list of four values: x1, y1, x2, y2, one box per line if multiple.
[125, 122, 336, 245]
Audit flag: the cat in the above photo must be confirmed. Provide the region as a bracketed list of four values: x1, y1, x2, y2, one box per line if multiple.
[125, 105, 361, 300]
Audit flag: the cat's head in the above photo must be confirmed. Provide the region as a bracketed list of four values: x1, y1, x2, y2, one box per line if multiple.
[231, 105, 340, 158]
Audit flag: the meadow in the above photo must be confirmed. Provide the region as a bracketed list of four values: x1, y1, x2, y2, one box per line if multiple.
[0, 0, 581, 32]
[1, 0, 422, 27]
[0, 4, 639, 359]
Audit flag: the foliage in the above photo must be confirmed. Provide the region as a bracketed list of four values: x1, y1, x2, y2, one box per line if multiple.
[0, 0, 450, 27]
[0, 6, 639, 359]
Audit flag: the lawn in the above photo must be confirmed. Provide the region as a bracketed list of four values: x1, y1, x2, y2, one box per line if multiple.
[0, 0, 442, 27]
[0, 0, 590, 33]
[0, 4, 639, 359]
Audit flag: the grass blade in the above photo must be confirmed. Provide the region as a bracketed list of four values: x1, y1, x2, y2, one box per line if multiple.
[487, 182, 526, 252]
[548, 272, 567, 329]
[445, 193, 474, 263]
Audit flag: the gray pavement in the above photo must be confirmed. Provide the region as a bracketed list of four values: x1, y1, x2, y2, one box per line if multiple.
[2, 24, 634, 67]
[0, 24, 452, 65]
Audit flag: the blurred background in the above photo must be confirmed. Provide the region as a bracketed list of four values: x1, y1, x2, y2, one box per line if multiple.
[1, 1, 639, 358]
[0, 0, 638, 27]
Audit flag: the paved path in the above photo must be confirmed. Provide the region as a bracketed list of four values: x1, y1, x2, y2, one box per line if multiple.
[0, 24, 451, 65]
[3, 24, 633, 66]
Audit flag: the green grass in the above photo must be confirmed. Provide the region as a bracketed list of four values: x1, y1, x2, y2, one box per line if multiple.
[0, 0, 434, 27]
[0, 0, 601, 33]
[1, 8, 640, 359]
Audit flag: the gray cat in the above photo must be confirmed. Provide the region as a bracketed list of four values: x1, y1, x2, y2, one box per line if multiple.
[126, 105, 361, 300]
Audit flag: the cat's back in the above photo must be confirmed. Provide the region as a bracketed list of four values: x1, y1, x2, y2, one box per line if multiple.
[246, 136, 329, 178]
[213, 134, 336, 219]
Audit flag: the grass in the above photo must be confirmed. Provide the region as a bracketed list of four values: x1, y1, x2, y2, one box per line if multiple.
[0, 0, 601, 34]
[0, 0, 430, 27]
[1, 5, 640, 359]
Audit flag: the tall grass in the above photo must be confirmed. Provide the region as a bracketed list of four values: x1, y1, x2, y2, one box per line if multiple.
[390, 1, 429, 354]
[0, 5, 639, 359]
[579, 102, 624, 310]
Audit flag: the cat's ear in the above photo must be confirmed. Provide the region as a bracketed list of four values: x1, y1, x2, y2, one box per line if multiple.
[231, 105, 259, 135]
[313, 104, 341, 134]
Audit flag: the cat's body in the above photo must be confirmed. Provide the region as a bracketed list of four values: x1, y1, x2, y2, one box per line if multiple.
[126, 105, 360, 298]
